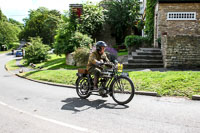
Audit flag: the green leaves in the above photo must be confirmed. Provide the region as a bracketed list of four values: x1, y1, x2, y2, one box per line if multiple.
[78, 3, 105, 38]
[0, 22, 21, 48]
[145, 0, 157, 44]
[125, 35, 149, 48]
[20, 7, 61, 47]
[0, 9, 22, 49]
[24, 37, 50, 64]
[104, 0, 140, 43]
[73, 47, 90, 66]
[54, 29, 92, 55]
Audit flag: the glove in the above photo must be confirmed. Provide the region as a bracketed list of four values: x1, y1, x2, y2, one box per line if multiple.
[104, 62, 114, 68]
[96, 60, 104, 66]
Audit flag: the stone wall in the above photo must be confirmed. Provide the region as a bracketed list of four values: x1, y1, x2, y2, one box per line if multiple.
[155, 3, 200, 47]
[162, 35, 200, 68]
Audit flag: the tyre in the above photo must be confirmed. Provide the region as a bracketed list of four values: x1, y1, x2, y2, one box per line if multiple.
[76, 77, 91, 99]
[111, 76, 135, 105]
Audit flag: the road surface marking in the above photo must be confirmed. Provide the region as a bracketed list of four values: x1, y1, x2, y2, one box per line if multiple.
[0, 101, 90, 132]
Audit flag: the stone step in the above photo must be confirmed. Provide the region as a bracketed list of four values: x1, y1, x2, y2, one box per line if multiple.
[135, 50, 162, 55]
[140, 48, 161, 52]
[131, 53, 163, 60]
[123, 63, 163, 69]
[128, 59, 163, 63]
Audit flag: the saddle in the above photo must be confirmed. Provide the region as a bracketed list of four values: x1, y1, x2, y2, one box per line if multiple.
[78, 68, 88, 74]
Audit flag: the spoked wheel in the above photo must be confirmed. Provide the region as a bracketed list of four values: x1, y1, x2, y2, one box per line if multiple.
[76, 77, 91, 99]
[111, 76, 135, 105]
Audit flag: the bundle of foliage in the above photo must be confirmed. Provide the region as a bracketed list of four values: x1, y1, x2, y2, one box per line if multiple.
[73, 47, 90, 66]
[0, 22, 21, 47]
[19, 7, 61, 47]
[103, 0, 140, 44]
[145, 0, 157, 44]
[0, 9, 7, 22]
[137, 20, 145, 31]
[0, 9, 22, 50]
[125, 35, 149, 48]
[78, 2, 105, 39]
[71, 32, 93, 48]
[8, 18, 24, 30]
[54, 12, 93, 56]
[24, 37, 50, 64]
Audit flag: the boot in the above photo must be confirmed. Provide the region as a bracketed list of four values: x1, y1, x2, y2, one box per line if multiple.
[93, 76, 99, 90]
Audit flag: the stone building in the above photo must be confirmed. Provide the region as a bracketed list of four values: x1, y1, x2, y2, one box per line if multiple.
[154, 0, 200, 68]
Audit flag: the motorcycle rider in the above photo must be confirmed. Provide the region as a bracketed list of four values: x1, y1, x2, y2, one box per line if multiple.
[87, 41, 112, 95]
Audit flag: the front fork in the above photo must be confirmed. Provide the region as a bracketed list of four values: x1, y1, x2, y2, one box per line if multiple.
[109, 74, 127, 94]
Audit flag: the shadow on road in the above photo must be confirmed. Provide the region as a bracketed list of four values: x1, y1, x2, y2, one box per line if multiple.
[61, 97, 129, 113]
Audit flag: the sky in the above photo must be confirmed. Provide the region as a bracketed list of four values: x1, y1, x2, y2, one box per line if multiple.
[0, 0, 101, 23]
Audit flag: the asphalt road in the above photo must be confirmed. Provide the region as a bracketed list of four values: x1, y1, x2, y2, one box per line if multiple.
[0, 53, 200, 133]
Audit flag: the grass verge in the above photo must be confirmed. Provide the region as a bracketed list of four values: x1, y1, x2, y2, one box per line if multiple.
[6, 59, 20, 71]
[19, 70, 200, 99]
[0, 50, 11, 54]
[118, 51, 128, 56]
[20, 70, 77, 85]
[22, 54, 85, 70]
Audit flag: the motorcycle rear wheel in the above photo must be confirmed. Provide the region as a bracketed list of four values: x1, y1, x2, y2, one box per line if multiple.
[76, 77, 91, 99]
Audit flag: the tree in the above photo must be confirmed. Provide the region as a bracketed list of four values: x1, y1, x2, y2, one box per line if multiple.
[8, 18, 24, 30]
[54, 19, 92, 55]
[78, 2, 105, 39]
[0, 9, 21, 50]
[24, 37, 50, 64]
[54, 13, 93, 64]
[19, 7, 61, 47]
[53, 14, 75, 56]
[0, 9, 7, 22]
[103, 0, 140, 44]
[0, 22, 21, 49]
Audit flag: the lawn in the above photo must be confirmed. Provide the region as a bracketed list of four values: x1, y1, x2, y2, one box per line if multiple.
[19, 70, 200, 99]
[21, 52, 128, 70]
[20, 70, 77, 85]
[0, 50, 11, 54]
[117, 51, 128, 56]
[15, 53, 200, 99]
[22, 54, 85, 70]
[6, 59, 20, 70]
[129, 71, 200, 98]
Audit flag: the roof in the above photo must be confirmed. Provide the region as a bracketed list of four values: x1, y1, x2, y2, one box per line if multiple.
[158, 0, 200, 3]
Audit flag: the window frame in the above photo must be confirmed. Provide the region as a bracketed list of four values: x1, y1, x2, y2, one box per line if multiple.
[167, 12, 196, 20]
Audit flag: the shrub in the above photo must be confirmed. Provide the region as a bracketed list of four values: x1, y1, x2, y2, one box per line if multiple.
[73, 47, 90, 66]
[125, 35, 149, 48]
[24, 37, 50, 64]
[105, 47, 118, 63]
[54, 30, 93, 55]
[70, 32, 93, 49]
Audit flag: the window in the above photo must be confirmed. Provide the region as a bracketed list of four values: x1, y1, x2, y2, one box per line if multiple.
[167, 12, 196, 20]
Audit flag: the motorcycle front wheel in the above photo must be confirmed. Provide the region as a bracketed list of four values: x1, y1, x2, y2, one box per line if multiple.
[111, 76, 135, 105]
[76, 77, 91, 99]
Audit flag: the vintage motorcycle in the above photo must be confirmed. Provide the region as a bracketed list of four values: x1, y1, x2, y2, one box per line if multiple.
[75, 61, 135, 105]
